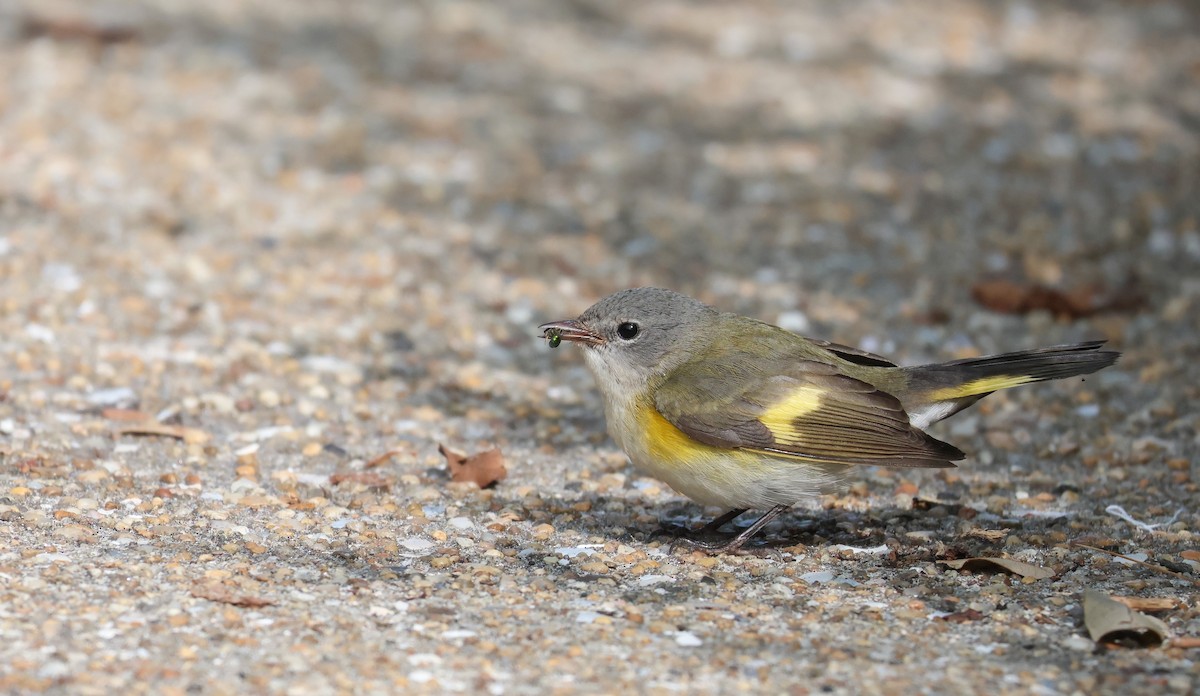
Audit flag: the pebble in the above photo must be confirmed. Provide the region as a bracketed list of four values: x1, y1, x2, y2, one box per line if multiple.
[674, 631, 703, 647]
[0, 3, 1189, 695]
[86, 387, 137, 407]
[401, 538, 434, 552]
[637, 575, 674, 587]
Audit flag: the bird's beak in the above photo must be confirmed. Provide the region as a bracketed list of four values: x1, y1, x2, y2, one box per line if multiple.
[538, 319, 605, 346]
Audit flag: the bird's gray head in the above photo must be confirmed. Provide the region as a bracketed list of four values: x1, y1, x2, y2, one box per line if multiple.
[539, 288, 718, 392]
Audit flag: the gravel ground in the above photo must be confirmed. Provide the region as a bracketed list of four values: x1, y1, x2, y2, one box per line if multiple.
[1, 1, 1198, 694]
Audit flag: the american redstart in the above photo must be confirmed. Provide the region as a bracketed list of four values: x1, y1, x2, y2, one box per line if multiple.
[539, 287, 1118, 552]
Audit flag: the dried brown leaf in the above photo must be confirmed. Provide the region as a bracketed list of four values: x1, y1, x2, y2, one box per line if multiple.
[1111, 596, 1180, 613]
[101, 408, 154, 422]
[939, 608, 985, 623]
[21, 15, 140, 44]
[329, 471, 393, 489]
[190, 581, 275, 608]
[1171, 636, 1200, 649]
[365, 449, 404, 469]
[972, 277, 1144, 319]
[439, 444, 507, 488]
[940, 557, 1055, 580]
[1082, 589, 1169, 646]
[117, 421, 210, 444]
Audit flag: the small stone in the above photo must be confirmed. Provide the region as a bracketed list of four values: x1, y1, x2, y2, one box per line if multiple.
[54, 524, 93, 541]
[448, 516, 473, 530]
[401, 538, 434, 552]
[674, 631, 703, 647]
[87, 387, 137, 407]
[259, 389, 281, 408]
[77, 470, 109, 484]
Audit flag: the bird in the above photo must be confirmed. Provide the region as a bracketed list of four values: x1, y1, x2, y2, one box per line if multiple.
[539, 287, 1119, 553]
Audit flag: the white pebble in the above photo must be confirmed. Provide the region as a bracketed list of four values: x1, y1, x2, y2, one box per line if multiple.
[674, 631, 703, 647]
[401, 538, 434, 552]
[87, 386, 136, 406]
[448, 516, 474, 530]
[799, 570, 835, 584]
[637, 574, 674, 587]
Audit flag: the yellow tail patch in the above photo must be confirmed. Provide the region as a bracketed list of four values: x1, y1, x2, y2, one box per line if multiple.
[929, 374, 1035, 401]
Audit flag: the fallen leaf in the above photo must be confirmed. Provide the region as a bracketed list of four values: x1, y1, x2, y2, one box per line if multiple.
[117, 421, 211, 444]
[101, 408, 155, 422]
[365, 449, 404, 469]
[972, 277, 1144, 319]
[21, 15, 140, 44]
[1171, 636, 1200, 649]
[1082, 589, 1169, 647]
[329, 471, 394, 489]
[190, 581, 275, 608]
[1181, 550, 1200, 562]
[438, 444, 507, 488]
[1111, 596, 1180, 613]
[939, 609, 985, 623]
[939, 557, 1055, 580]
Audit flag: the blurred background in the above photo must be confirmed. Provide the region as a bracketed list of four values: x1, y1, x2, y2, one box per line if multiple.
[1, 2, 1198, 693]
[1, 0, 1197, 478]
[3, 1, 1196, 361]
[3, 0, 1197, 466]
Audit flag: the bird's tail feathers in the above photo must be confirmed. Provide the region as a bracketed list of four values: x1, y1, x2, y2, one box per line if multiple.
[906, 340, 1118, 401]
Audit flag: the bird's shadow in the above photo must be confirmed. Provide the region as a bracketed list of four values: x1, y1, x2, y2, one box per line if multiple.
[478, 490, 1008, 563]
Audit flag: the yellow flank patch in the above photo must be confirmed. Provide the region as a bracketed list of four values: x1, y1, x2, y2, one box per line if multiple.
[758, 386, 823, 444]
[929, 374, 1036, 401]
[643, 407, 716, 464]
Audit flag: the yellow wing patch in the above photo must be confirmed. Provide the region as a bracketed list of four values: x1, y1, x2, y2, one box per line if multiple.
[928, 374, 1035, 401]
[758, 386, 824, 444]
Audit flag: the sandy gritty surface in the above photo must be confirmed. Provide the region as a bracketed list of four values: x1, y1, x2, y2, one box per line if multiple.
[1, 1, 1198, 694]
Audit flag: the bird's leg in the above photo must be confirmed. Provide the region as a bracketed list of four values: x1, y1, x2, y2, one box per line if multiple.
[651, 508, 747, 543]
[675, 505, 791, 554]
[692, 508, 749, 536]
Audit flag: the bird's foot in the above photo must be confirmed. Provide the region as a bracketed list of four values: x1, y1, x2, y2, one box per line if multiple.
[654, 506, 793, 555]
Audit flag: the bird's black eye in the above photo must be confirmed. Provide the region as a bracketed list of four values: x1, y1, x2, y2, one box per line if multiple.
[617, 322, 639, 340]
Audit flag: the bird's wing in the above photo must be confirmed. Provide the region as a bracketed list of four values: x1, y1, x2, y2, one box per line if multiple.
[801, 338, 898, 367]
[654, 357, 963, 468]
